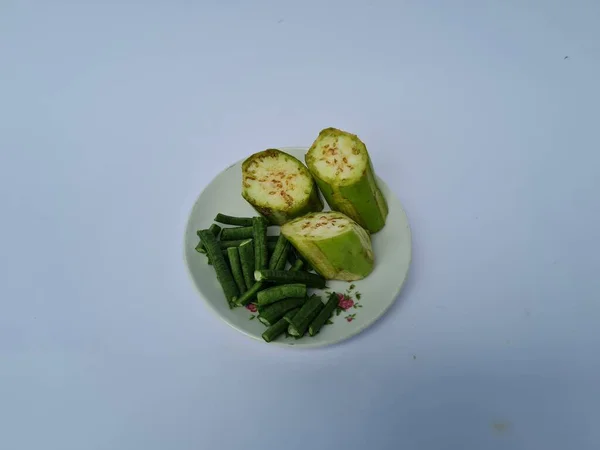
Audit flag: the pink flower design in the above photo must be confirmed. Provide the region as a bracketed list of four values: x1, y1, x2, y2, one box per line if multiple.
[246, 303, 257, 313]
[346, 316, 354, 322]
[337, 293, 354, 310]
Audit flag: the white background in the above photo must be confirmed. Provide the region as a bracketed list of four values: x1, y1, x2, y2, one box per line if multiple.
[1, 1, 599, 449]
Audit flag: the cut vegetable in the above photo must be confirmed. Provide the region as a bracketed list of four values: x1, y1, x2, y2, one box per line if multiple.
[206, 248, 231, 265]
[227, 247, 247, 295]
[281, 211, 374, 281]
[305, 127, 388, 233]
[257, 297, 306, 326]
[262, 318, 288, 342]
[221, 226, 254, 241]
[268, 234, 286, 269]
[275, 238, 291, 270]
[256, 283, 306, 306]
[254, 269, 326, 289]
[276, 246, 290, 270]
[234, 281, 265, 306]
[283, 307, 300, 324]
[197, 229, 239, 306]
[214, 214, 253, 226]
[253, 217, 269, 270]
[288, 295, 324, 337]
[308, 292, 338, 336]
[195, 224, 222, 253]
[209, 223, 222, 237]
[284, 308, 300, 321]
[262, 319, 288, 342]
[242, 149, 324, 225]
[238, 239, 255, 290]
[261, 308, 300, 343]
[268, 235, 291, 271]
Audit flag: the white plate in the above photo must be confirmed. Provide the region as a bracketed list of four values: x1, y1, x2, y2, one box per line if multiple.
[184, 147, 412, 347]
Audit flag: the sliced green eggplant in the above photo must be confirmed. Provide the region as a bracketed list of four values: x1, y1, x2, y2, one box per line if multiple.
[281, 211, 374, 281]
[305, 128, 388, 233]
[242, 149, 323, 225]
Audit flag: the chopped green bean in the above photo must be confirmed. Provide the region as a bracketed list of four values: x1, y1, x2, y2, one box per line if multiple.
[214, 214, 253, 226]
[238, 239, 255, 290]
[227, 247, 247, 295]
[197, 229, 239, 306]
[221, 226, 254, 241]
